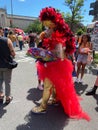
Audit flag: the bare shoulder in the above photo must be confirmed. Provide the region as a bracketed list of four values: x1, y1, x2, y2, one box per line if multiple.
[8, 38, 13, 45]
[7, 38, 16, 56]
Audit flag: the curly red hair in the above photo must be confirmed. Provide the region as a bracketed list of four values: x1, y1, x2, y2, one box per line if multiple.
[39, 7, 75, 54]
[39, 7, 68, 32]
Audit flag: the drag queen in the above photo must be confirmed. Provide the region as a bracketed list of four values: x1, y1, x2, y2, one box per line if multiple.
[32, 7, 90, 121]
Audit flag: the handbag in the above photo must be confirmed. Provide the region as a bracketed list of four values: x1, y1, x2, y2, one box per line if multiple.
[7, 60, 18, 69]
[87, 53, 93, 65]
[4, 56, 18, 69]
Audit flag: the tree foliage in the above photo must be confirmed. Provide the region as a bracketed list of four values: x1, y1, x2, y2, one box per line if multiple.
[25, 20, 43, 34]
[64, 0, 85, 32]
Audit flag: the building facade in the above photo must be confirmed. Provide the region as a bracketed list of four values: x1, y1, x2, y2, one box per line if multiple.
[0, 8, 37, 29]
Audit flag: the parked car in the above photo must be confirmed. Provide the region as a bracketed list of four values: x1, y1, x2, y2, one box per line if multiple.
[22, 33, 29, 43]
[14, 28, 28, 43]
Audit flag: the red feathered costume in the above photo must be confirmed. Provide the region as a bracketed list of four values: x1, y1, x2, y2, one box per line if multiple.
[34, 7, 90, 121]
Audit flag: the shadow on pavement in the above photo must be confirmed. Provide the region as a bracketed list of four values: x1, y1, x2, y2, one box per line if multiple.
[85, 66, 98, 76]
[27, 88, 43, 102]
[0, 103, 7, 118]
[16, 88, 69, 130]
[16, 106, 69, 130]
[74, 82, 88, 95]
[91, 68, 98, 75]
[93, 94, 98, 112]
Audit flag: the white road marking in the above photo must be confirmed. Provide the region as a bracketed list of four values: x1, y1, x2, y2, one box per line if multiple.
[15, 50, 34, 63]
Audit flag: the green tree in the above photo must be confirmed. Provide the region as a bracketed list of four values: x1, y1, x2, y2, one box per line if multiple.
[64, 0, 85, 32]
[25, 20, 43, 34]
[76, 25, 87, 35]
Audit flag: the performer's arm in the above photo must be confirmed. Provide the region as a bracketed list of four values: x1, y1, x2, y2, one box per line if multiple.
[55, 43, 65, 60]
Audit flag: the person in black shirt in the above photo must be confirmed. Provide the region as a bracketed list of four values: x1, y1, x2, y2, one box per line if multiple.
[0, 27, 16, 104]
[28, 31, 36, 48]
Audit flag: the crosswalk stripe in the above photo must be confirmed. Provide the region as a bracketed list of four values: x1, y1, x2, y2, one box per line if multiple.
[15, 50, 34, 63]
[16, 57, 33, 62]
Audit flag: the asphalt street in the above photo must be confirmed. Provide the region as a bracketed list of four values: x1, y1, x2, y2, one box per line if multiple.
[0, 44, 98, 130]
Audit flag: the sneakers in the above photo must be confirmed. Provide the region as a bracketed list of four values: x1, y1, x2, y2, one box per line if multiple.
[37, 84, 44, 90]
[75, 78, 79, 83]
[75, 78, 83, 83]
[79, 79, 83, 83]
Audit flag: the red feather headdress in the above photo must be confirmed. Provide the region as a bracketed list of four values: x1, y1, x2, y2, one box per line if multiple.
[39, 7, 75, 54]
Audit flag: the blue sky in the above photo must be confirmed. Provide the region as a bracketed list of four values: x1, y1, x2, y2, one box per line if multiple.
[0, 0, 95, 26]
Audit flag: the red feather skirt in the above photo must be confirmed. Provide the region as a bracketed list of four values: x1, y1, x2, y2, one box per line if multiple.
[37, 59, 90, 121]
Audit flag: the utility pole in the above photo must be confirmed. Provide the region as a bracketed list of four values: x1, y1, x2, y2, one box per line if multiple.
[10, 0, 13, 27]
